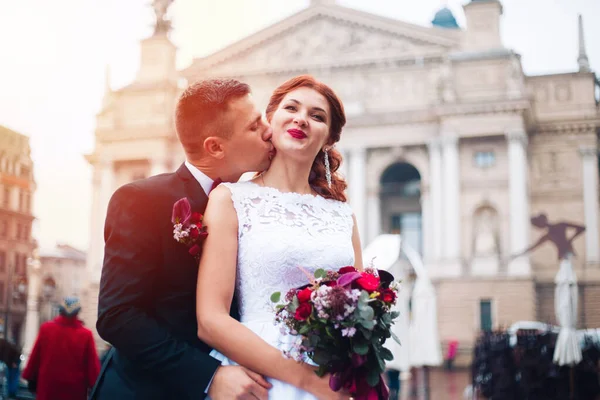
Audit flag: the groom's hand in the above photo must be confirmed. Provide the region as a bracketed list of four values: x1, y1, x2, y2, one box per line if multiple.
[207, 366, 271, 400]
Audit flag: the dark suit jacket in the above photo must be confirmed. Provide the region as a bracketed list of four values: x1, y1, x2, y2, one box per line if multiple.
[91, 164, 233, 400]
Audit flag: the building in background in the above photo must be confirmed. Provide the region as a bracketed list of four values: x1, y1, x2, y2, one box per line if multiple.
[37, 244, 86, 323]
[0, 125, 36, 346]
[82, 0, 600, 360]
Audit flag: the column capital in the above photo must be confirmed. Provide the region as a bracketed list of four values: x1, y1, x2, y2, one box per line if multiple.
[506, 130, 528, 145]
[427, 138, 443, 151]
[579, 146, 598, 158]
[440, 135, 459, 146]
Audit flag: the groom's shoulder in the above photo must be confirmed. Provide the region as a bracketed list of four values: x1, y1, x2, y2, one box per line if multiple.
[111, 172, 178, 202]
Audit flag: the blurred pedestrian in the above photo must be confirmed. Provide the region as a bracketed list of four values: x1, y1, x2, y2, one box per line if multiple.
[22, 296, 101, 400]
[0, 337, 21, 398]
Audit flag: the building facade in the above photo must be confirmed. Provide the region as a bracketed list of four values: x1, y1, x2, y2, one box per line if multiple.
[83, 0, 600, 357]
[0, 125, 36, 346]
[38, 244, 87, 322]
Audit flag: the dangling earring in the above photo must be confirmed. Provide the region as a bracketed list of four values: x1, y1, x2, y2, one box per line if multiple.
[324, 148, 332, 188]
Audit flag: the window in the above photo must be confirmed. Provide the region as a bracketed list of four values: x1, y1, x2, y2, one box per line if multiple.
[0, 282, 4, 305]
[18, 191, 24, 212]
[480, 299, 493, 332]
[15, 224, 21, 240]
[474, 151, 496, 168]
[0, 251, 5, 273]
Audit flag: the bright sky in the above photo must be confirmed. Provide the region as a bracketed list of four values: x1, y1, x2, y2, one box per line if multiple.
[0, 0, 598, 252]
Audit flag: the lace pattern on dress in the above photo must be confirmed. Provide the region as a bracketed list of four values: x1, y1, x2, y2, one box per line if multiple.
[221, 181, 355, 320]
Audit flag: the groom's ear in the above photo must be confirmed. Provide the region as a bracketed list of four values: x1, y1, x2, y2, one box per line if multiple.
[203, 136, 226, 159]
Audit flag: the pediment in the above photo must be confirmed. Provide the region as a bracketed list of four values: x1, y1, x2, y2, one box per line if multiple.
[182, 5, 462, 78]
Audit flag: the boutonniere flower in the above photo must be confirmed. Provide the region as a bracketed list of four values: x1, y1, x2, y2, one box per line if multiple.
[171, 197, 208, 259]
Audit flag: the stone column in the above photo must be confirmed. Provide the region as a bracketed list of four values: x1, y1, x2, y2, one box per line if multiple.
[349, 148, 367, 243]
[23, 253, 41, 359]
[366, 185, 381, 246]
[427, 139, 443, 262]
[442, 136, 462, 275]
[507, 131, 531, 276]
[420, 188, 432, 262]
[580, 146, 599, 263]
[87, 158, 115, 284]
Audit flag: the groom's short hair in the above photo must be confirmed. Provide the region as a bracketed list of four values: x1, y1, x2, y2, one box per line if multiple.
[175, 79, 251, 155]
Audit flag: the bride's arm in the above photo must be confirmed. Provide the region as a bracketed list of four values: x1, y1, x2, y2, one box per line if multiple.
[196, 186, 341, 398]
[352, 214, 364, 271]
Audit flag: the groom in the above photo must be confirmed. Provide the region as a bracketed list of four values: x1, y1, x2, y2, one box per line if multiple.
[91, 79, 274, 400]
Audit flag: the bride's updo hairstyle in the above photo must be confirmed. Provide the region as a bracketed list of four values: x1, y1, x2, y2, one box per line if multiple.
[265, 75, 348, 202]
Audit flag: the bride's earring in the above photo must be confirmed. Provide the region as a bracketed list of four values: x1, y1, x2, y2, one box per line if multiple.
[324, 148, 332, 188]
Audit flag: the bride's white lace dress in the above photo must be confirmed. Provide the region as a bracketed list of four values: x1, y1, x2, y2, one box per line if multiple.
[208, 181, 355, 399]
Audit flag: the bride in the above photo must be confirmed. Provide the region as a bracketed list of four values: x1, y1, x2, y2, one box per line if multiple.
[196, 75, 364, 399]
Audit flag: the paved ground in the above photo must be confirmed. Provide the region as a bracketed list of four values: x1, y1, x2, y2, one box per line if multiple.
[392, 367, 471, 400]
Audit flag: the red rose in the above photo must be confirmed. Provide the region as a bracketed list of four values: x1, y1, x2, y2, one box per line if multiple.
[190, 212, 202, 225]
[294, 303, 312, 321]
[355, 273, 380, 292]
[297, 288, 313, 303]
[188, 244, 201, 257]
[323, 280, 338, 287]
[190, 227, 200, 239]
[380, 288, 396, 303]
[338, 266, 356, 275]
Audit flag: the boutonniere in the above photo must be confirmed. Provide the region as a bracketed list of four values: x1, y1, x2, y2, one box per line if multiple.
[171, 197, 208, 259]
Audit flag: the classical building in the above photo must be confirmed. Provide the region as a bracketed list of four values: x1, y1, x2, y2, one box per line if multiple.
[83, 0, 600, 359]
[37, 244, 86, 321]
[0, 125, 36, 346]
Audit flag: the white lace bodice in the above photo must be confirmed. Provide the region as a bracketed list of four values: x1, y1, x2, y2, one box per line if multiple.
[222, 181, 355, 321]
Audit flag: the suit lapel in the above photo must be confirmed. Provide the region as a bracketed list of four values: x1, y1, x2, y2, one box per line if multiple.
[176, 163, 209, 213]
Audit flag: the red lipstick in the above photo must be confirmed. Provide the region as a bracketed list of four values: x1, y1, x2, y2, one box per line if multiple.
[287, 129, 307, 139]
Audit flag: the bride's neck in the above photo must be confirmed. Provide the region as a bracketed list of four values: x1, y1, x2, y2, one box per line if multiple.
[260, 157, 313, 195]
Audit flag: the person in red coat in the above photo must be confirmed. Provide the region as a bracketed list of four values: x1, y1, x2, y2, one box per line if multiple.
[22, 296, 101, 400]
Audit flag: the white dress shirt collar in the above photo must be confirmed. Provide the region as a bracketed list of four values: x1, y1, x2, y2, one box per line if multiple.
[184, 161, 215, 196]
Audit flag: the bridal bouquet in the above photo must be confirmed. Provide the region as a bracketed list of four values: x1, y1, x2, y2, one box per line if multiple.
[271, 266, 400, 400]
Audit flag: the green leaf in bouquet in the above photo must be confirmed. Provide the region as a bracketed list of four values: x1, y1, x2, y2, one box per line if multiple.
[299, 324, 311, 335]
[315, 365, 328, 377]
[275, 304, 285, 310]
[380, 346, 394, 361]
[312, 349, 332, 366]
[358, 291, 371, 307]
[314, 268, 326, 279]
[325, 326, 337, 338]
[270, 292, 281, 303]
[366, 368, 381, 387]
[352, 341, 369, 355]
[309, 335, 320, 347]
[381, 313, 392, 325]
[289, 296, 299, 313]
[373, 347, 386, 372]
[390, 330, 401, 345]
[359, 306, 374, 321]
[389, 311, 400, 320]
[360, 319, 376, 330]
[359, 327, 373, 340]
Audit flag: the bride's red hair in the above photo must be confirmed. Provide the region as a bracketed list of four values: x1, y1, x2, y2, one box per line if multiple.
[265, 75, 348, 202]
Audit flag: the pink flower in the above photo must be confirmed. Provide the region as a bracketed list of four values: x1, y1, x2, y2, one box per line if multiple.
[172, 198, 192, 226]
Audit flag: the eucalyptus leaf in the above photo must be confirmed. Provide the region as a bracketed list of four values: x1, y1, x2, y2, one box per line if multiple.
[270, 292, 281, 303]
[366, 369, 381, 387]
[353, 342, 369, 355]
[359, 306, 374, 321]
[314, 268, 326, 279]
[380, 347, 394, 361]
[360, 319, 376, 330]
[391, 330, 401, 345]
